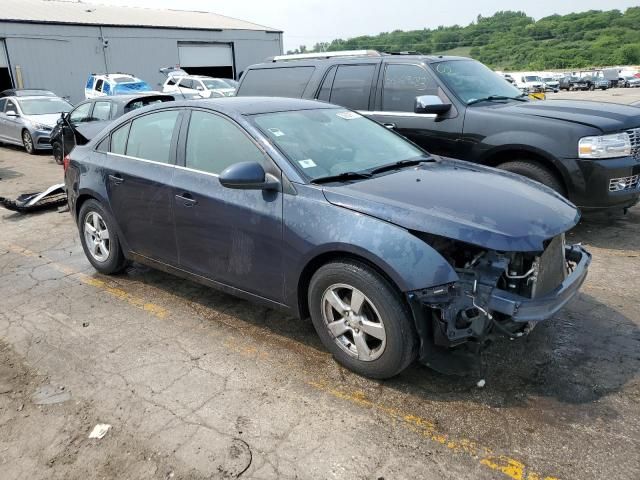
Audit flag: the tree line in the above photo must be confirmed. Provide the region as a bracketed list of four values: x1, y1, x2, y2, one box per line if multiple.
[287, 8, 640, 70]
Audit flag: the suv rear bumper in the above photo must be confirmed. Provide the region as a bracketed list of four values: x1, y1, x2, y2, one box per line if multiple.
[564, 155, 640, 210]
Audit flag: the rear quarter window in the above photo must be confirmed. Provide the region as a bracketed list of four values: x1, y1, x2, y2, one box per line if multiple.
[239, 66, 315, 97]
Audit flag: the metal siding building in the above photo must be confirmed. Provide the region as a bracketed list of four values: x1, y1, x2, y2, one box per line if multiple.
[0, 0, 283, 103]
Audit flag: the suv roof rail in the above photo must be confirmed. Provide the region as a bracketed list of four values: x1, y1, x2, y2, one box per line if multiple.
[270, 50, 382, 62]
[382, 51, 423, 55]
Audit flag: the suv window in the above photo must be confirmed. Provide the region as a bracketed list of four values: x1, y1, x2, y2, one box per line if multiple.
[186, 110, 265, 175]
[70, 103, 92, 123]
[95, 79, 104, 92]
[317, 66, 337, 102]
[92, 101, 112, 121]
[240, 67, 315, 97]
[126, 110, 180, 163]
[382, 64, 438, 112]
[328, 64, 375, 111]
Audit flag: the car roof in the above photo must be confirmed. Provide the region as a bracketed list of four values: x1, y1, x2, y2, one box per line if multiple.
[141, 97, 338, 116]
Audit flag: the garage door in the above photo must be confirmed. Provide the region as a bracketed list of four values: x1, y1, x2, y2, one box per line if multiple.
[178, 43, 234, 79]
[0, 40, 8, 67]
[0, 40, 13, 90]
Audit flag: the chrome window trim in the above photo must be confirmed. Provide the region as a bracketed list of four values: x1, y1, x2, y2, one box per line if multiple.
[357, 110, 437, 118]
[107, 152, 175, 167]
[174, 164, 220, 178]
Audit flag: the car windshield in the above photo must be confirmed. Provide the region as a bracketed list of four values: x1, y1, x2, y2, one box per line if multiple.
[202, 79, 232, 90]
[525, 76, 540, 82]
[251, 108, 425, 181]
[542, 78, 553, 82]
[17, 97, 72, 115]
[431, 60, 523, 105]
[112, 76, 136, 83]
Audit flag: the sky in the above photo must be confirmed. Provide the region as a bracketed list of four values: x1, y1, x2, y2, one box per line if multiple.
[83, 0, 640, 51]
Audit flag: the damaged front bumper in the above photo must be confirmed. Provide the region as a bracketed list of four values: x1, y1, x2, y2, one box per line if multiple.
[407, 245, 591, 355]
[488, 245, 590, 322]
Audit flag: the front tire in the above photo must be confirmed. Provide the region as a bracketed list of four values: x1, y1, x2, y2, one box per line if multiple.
[22, 130, 35, 154]
[78, 199, 128, 274]
[308, 260, 417, 379]
[498, 160, 565, 195]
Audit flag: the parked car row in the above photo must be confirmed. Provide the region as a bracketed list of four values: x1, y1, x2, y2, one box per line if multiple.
[4, 48, 635, 378]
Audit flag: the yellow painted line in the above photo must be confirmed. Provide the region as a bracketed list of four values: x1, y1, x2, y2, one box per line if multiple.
[7, 242, 560, 479]
[7, 244, 168, 319]
[308, 381, 560, 480]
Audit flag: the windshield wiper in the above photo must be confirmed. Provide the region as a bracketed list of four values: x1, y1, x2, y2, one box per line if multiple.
[369, 158, 433, 176]
[467, 95, 528, 106]
[311, 171, 373, 185]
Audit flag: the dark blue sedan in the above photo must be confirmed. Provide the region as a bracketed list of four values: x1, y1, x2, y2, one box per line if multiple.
[65, 97, 591, 379]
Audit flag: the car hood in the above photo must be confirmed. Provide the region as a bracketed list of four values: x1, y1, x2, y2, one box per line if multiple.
[493, 99, 640, 132]
[322, 159, 579, 252]
[23, 113, 63, 127]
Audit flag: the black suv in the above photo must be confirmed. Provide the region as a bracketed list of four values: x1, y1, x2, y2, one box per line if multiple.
[237, 52, 640, 211]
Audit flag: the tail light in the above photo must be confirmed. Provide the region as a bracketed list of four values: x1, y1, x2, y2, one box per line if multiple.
[63, 154, 70, 172]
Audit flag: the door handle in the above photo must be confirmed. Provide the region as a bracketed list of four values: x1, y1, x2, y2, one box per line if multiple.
[383, 123, 396, 129]
[175, 193, 197, 207]
[108, 174, 124, 185]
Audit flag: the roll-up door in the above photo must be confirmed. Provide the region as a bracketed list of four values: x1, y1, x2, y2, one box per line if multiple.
[178, 43, 234, 79]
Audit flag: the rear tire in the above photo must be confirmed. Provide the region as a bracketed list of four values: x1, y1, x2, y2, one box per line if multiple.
[498, 160, 565, 195]
[308, 260, 417, 379]
[78, 199, 128, 275]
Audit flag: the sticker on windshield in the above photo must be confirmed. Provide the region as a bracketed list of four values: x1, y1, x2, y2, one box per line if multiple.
[268, 127, 285, 137]
[298, 159, 317, 169]
[336, 111, 361, 120]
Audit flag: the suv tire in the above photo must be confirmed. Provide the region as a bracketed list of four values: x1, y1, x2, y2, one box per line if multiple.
[498, 160, 565, 195]
[78, 199, 128, 274]
[308, 260, 417, 379]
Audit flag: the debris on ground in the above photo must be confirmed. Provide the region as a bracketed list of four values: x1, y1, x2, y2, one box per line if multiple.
[476, 379, 486, 388]
[0, 183, 66, 213]
[32, 385, 71, 405]
[89, 424, 111, 439]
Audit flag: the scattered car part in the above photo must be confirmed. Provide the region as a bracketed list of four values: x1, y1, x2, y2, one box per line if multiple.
[0, 183, 66, 212]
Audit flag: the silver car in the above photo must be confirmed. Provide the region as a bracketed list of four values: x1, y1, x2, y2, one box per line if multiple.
[0, 95, 72, 154]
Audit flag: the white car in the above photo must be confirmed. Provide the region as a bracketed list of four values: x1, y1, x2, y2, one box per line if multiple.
[85, 73, 153, 99]
[512, 73, 545, 93]
[161, 68, 236, 98]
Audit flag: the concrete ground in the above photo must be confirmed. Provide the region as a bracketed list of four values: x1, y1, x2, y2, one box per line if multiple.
[547, 86, 640, 104]
[1, 92, 639, 480]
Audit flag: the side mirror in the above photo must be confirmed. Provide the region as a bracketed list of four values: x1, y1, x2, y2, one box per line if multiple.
[5, 110, 18, 117]
[219, 161, 280, 191]
[414, 95, 451, 115]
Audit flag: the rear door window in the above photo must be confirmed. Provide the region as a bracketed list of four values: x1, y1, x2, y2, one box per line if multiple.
[329, 64, 376, 111]
[179, 78, 194, 89]
[239, 67, 315, 97]
[382, 64, 438, 112]
[95, 79, 103, 92]
[5, 100, 17, 113]
[126, 110, 180, 163]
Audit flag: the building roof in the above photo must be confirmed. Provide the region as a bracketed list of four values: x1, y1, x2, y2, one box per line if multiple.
[0, 0, 280, 32]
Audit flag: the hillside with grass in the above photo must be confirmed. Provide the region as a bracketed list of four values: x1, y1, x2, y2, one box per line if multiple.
[293, 8, 640, 70]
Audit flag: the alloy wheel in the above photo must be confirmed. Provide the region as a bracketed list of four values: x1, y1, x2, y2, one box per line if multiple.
[83, 211, 111, 262]
[22, 131, 34, 154]
[321, 284, 387, 361]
